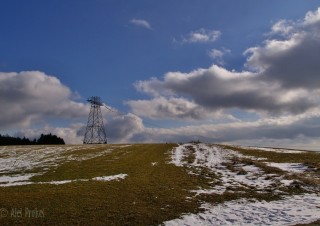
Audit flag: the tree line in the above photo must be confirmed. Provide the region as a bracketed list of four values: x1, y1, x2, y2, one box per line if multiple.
[0, 133, 65, 145]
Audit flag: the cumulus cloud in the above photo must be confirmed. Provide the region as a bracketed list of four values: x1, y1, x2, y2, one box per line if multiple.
[208, 48, 231, 65]
[120, 7, 320, 149]
[131, 65, 317, 115]
[4, 7, 320, 149]
[246, 9, 320, 89]
[14, 113, 145, 144]
[269, 20, 294, 36]
[130, 18, 152, 30]
[0, 71, 147, 144]
[130, 8, 320, 117]
[126, 96, 235, 120]
[0, 71, 88, 130]
[15, 124, 85, 144]
[86, 7, 320, 149]
[116, 109, 320, 150]
[15, 102, 320, 150]
[106, 113, 144, 143]
[304, 7, 320, 25]
[181, 28, 221, 43]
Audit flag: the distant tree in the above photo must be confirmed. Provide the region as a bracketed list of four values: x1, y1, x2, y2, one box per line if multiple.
[37, 133, 65, 145]
[0, 133, 65, 145]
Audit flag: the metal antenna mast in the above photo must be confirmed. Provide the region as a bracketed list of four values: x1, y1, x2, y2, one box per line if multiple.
[83, 96, 107, 144]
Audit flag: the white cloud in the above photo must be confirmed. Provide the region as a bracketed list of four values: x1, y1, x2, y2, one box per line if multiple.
[133, 7, 320, 116]
[14, 113, 145, 144]
[133, 64, 317, 115]
[121, 7, 320, 149]
[117, 109, 320, 150]
[304, 7, 320, 25]
[130, 18, 152, 30]
[126, 96, 235, 121]
[208, 48, 231, 65]
[270, 20, 294, 36]
[182, 28, 221, 43]
[13, 102, 320, 150]
[106, 113, 144, 143]
[4, 7, 320, 149]
[0, 70, 147, 144]
[0, 71, 88, 130]
[15, 124, 85, 144]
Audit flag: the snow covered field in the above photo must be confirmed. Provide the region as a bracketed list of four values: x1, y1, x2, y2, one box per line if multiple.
[0, 145, 128, 187]
[167, 143, 320, 225]
[164, 193, 320, 226]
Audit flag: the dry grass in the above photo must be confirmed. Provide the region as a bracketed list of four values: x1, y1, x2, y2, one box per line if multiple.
[0, 144, 211, 225]
[219, 145, 320, 190]
[294, 220, 320, 226]
[0, 143, 319, 225]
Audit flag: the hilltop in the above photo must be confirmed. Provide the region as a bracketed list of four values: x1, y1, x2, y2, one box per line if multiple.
[0, 143, 319, 225]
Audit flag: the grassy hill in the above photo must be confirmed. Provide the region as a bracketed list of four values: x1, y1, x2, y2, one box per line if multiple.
[0, 143, 319, 225]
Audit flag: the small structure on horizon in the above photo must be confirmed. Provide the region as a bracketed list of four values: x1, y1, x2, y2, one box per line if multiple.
[83, 96, 107, 144]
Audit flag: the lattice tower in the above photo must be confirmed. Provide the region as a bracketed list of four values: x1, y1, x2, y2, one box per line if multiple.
[83, 96, 107, 144]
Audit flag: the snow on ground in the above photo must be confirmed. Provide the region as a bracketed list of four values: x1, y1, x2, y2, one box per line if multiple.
[193, 143, 241, 168]
[191, 163, 278, 195]
[0, 174, 36, 184]
[168, 143, 320, 225]
[164, 193, 320, 226]
[0, 174, 36, 187]
[246, 146, 306, 154]
[0, 174, 128, 187]
[170, 145, 186, 166]
[219, 164, 275, 191]
[0, 145, 116, 186]
[170, 143, 288, 195]
[170, 143, 240, 168]
[0, 145, 112, 175]
[93, 174, 127, 181]
[266, 162, 308, 173]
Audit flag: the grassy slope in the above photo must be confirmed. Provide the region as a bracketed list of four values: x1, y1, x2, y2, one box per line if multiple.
[0, 144, 319, 225]
[0, 144, 206, 225]
[219, 145, 320, 190]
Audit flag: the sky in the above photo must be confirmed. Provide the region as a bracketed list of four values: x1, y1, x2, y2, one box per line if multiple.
[1, 0, 320, 150]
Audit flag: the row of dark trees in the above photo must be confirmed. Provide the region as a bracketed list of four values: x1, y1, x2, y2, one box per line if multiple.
[0, 133, 65, 145]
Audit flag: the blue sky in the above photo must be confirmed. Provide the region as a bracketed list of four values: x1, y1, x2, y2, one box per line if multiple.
[1, 1, 320, 150]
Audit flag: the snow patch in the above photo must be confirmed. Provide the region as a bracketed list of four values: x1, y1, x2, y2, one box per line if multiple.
[168, 143, 319, 225]
[0, 174, 36, 184]
[248, 147, 306, 154]
[192, 143, 240, 168]
[0, 174, 128, 187]
[266, 162, 308, 173]
[0, 145, 112, 175]
[170, 143, 284, 194]
[93, 174, 127, 181]
[46, 180, 74, 185]
[281, 179, 294, 186]
[0, 174, 39, 187]
[164, 194, 320, 226]
[170, 145, 187, 166]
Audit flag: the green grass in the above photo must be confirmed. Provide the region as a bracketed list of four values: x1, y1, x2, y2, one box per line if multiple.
[0, 144, 212, 225]
[0, 143, 319, 225]
[218, 144, 320, 164]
